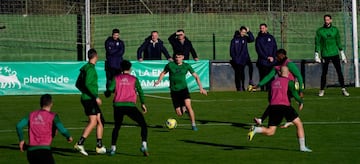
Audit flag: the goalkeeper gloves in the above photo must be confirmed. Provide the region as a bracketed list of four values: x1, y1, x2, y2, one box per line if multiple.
[340, 50, 347, 63]
[314, 52, 321, 63]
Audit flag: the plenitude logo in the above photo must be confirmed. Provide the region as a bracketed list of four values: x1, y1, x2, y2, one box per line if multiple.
[23, 75, 70, 85]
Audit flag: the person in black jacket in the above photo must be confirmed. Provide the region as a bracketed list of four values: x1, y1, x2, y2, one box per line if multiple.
[168, 29, 198, 61]
[255, 23, 277, 91]
[137, 31, 172, 61]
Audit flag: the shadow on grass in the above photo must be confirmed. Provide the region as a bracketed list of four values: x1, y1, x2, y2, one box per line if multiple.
[0, 144, 76, 156]
[180, 139, 297, 152]
[196, 119, 251, 130]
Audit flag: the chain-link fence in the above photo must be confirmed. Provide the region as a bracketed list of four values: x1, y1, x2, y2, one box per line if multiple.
[0, 0, 354, 61]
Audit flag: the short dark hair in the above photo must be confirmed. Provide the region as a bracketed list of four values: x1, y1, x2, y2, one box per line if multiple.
[324, 14, 332, 19]
[40, 94, 52, 108]
[87, 48, 97, 59]
[112, 28, 120, 34]
[276, 48, 287, 56]
[121, 60, 132, 71]
[240, 26, 247, 31]
[176, 29, 185, 33]
[151, 31, 158, 34]
[259, 23, 267, 27]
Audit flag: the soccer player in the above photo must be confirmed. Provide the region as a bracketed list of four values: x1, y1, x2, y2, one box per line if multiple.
[253, 49, 304, 126]
[168, 29, 199, 60]
[16, 94, 73, 164]
[74, 49, 106, 156]
[137, 31, 172, 61]
[105, 60, 149, 156]
[255, 23, 277, 91]
[105, 28, 125, 90]
[247, 66, 312, 152]
[154, 52, 207, 131]
[230, 26, 255, 91]
[314, 14, 349, 97]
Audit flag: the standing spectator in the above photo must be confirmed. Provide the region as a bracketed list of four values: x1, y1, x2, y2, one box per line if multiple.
[314, 14, 349, 97]
[105, 28, 125, 89]
[16, 94, 73, 164]
[154, 52, 207, 131]
[168, 29, 198, 60]
[248, 66, 312, 153]
[74, 49, 106, 156]
[105, 60, 149, 156]
[255, 23, 277, 91]
[137, 31, 172, 61]
[230, 26, 255, 91]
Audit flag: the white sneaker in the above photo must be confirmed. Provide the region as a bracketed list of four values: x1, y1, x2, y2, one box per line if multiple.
[300, 146, 312, 152]
[96, 146, 107, 154]
[318, 90, 325, 97]
[253, 117, 262, 125]
[74, 144, 88, 156]
[341, 88, 350, 97]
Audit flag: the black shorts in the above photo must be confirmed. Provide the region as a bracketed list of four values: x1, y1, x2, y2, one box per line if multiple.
[170, 88, 191, 109]
[81, 99, 102, 116]
[267, 105, 299, 126]
[27, 149, 54, 164]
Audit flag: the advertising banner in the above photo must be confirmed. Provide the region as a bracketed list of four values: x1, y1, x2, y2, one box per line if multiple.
[0, 60, 209, 95]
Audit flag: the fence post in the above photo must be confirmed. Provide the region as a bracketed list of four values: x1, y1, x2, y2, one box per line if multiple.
[213, 33, 216, 60]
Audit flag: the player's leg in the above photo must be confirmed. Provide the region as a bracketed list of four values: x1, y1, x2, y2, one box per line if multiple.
[292, 117, 312, 152]
[95, 112, 105, 153]
[319, 57, 330, 96]
[234, 64, 242, 91]
[170, 90, 184, 116]
[184, 98, 197, 131]
[74, 99, 98, 156]
[127, 107, 149, 156]
[332, 56, 349, 96]
[110, 106, 125, 155]
[239, 64, 246, 91]
[247, 60, 254, 85]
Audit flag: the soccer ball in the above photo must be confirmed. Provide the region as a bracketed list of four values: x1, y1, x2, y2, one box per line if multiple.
[165, 118, 177, 129]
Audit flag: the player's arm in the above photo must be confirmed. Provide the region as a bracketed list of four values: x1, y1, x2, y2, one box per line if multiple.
[289, 81, 303, 104]
[247, 31, 255, 43]
[287, 62, 304, 93]
[135, 78, 145, 105]
[314, 29, 321, 53]
[85, 68, 99, 99]
[258, 68, 276, 87]
[137, 40, 147, 60]
[168, 33, 177, 44]
[155, 64, 169, 86]
[189, 42, 198, 60]
[16, 116, 29, 152]
[335, 28, 343, 50]
[53, 114, 72, 142]
[189, 65, 207, 95]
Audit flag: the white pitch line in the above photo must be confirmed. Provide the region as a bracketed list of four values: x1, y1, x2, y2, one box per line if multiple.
[3, 121, 360, 133]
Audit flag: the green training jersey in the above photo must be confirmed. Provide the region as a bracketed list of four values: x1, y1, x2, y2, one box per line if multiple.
[80, 63, 99, 100]
[164, 62, 195, 91]
[315, 25, 343, 57]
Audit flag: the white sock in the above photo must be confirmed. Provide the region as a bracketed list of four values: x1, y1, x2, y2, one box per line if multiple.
[111, 145, 116, 151]
[298, 138, 306, 149]
[254, 127, 263, 134]
[192, 122, 196, 127]
[142, 141, 147, 148]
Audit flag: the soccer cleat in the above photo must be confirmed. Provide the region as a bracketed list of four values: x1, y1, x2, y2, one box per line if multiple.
[318, 90, 325, 97]
[95, 146, 107, 154]
[140, 146, 149, 156]
[109, 149, 116, 156]
[300, 147, 312, 152]
[247, 126, 255, 141]
[280, 122, 294, 128]
[253, 117, 262, 125]
[341, 88, 350, 97]
[192, 126, 198, 131]
[74, 144, 88, 156]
